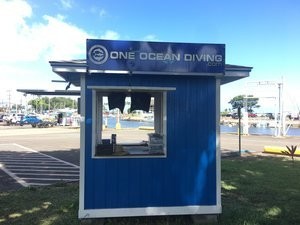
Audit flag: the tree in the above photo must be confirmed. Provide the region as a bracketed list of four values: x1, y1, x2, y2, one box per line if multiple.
[28, 97, 77, 112]
[228, 95, 260, 112]
[28, 97, 45, 113]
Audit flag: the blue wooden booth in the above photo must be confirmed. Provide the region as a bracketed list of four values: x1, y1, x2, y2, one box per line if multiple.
[50, 39, 252, 218]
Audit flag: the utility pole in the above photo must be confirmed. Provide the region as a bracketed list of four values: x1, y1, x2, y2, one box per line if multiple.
[238, 107, 242, 156]
[24, 94, 27, 114]
[247, 80, 285, 137]
[242, 96, 249, 135]
[7, 90, 11, 114]
[277, 81, 284, 136]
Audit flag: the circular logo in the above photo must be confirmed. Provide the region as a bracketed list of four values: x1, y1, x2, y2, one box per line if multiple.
[88, 45, 108, 64]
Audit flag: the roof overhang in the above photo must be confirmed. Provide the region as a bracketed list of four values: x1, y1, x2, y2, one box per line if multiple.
[222, 64, 253, 85]
[17, 89, 80, 96]
[49, 59, 87, 87]
[49, 60, 252, 87]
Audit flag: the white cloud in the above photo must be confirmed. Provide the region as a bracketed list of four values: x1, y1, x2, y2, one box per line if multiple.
[0, 0, 92, 98]
[0, 0, 124, 103]
[0, 0, 32, 24]
[143, 34, 160, 42]
[0, 0, 33, 61]
[89, 7, 108, 18]
[100, 30, 120, 40]
[60, 0, 73, 9]
[39, 15, 90, 60]
[0, 0, 91, 62]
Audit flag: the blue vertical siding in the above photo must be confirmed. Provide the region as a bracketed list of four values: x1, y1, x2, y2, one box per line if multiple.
[84, 74, 216, 209]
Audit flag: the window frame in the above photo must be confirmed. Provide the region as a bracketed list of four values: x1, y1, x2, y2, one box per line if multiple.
[88, 86, 175, 159]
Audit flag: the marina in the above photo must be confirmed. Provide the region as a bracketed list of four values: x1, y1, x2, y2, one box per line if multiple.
[221, 124, 300, 136]
[103, 116, 300, 136]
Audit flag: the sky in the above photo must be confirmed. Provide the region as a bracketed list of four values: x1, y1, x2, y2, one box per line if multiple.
[0, 0, 299, 114]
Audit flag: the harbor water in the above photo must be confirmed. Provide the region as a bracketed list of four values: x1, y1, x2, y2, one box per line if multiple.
[220, 125, 300, 136]
[105, 117, 300, 136]
[104, 117, 154, 129]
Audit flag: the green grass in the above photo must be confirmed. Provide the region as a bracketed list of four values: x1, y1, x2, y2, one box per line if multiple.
[0, 182, 78, 225]
[0, 156, 300, 225]
[221, 156, 300, 225]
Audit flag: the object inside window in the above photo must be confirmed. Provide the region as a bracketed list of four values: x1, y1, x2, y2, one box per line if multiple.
[93, 91, 167, 157]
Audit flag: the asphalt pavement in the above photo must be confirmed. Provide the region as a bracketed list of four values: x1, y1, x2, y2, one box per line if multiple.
[0, 125, 299, 191]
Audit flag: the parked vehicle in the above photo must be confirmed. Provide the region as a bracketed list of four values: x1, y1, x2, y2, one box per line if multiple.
[0, 114, 5, 122]
[4, 114, 17, 125]
[37, 121, 55, 128]
[265, 113, 275, 120]
[20, 115, 42, 127]
[16, 113, 25, 124]
[287, 112, 299, 120]
[231, 113, 239, 119]
[248, 112, 257, 117]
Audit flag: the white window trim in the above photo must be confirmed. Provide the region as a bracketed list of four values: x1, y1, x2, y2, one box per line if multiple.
[89, 86, 175, 159]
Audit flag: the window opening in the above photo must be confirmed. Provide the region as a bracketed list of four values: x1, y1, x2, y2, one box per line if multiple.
[93, 90, 167, 157]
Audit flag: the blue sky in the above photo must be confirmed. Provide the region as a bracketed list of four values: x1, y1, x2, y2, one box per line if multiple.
[0, 0, 299, 113]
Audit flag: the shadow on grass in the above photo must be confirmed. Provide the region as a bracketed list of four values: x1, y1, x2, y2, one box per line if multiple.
[1, 153, 299, 225]
[0, 182, 79, 225]
[0, 182, 195, 225]
[220, 156, 300, 225]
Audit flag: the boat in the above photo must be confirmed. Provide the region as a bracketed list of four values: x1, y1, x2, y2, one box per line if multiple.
[121, 110, 154, 122]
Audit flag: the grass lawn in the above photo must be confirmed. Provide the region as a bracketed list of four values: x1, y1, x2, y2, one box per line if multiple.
[221, 156, 300, 225]
[0, 156, 299, 225]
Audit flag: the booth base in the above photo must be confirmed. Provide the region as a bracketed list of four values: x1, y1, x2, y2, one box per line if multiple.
[79, 205, 222, 219]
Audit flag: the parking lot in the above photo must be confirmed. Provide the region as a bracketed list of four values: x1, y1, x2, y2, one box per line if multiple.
[0, 143, 79, 187]
[0, 125, 299, 191]
[0, 126, 80, 191]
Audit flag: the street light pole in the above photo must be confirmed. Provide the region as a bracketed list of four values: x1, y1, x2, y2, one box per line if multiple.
[247, 80, 285, 137]
[238, 107, 242, 156]
[278, 81, 284, 136]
